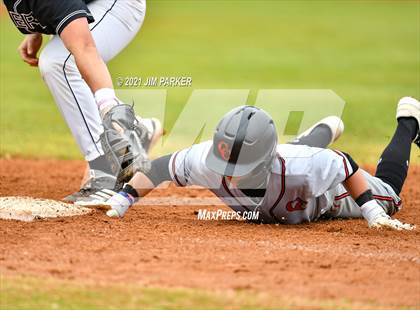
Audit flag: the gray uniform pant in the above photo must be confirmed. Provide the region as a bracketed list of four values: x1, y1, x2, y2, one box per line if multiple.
[39, 0, 146, 160]
[322, 169, 401, 219]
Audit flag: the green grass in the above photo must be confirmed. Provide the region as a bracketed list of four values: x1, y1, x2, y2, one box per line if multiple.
[1, 275, 383, 310]
[0, 0, 419, 163]
[1, 3, 418, 306]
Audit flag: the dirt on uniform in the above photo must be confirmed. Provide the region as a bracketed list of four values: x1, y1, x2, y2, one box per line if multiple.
[0, 158, 419, 308]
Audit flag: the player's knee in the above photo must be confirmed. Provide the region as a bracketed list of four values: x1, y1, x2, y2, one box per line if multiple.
[38, 48, 71, 78]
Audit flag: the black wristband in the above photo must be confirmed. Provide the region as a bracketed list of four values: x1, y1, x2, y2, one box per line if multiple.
[355, 189, 373, 207]
[122, 184, 139, 198]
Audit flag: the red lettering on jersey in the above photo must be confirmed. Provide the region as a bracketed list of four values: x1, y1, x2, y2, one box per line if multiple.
[217, 141, 231, 161]
[332, 203, 340, 210]
[286, 197, 307, 212]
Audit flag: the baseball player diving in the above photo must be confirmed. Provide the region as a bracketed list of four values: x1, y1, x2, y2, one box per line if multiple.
[3, 0, 162, 201]
[80, 96, 419, 231]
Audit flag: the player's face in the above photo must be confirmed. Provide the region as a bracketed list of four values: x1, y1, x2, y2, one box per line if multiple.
[225, 164, 270, 190]
[226, 176, 241, 186]
[224, 152, 276, 190]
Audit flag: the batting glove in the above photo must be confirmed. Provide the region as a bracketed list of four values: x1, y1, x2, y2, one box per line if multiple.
[105, 191, 135, 218]
[361, 200, 415, 231]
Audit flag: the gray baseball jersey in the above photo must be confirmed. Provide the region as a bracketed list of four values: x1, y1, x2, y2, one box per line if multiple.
[168, 141, 402, 224]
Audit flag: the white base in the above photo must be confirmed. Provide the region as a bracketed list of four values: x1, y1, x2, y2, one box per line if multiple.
[0, 196, 92, 222]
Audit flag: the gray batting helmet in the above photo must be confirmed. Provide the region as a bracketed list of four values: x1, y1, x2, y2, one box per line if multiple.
[205, 106, 277, 177]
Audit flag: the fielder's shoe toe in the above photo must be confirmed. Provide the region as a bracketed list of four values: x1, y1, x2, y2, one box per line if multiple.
[63, 188, 95, 203]
[63, 170, 119, 203]
[74, 188, 118, 208]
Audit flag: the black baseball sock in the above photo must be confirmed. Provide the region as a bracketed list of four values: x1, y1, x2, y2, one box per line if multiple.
[375, 117, 418, 195]
[89, 155, 114, 175]
[289, 124, 332, 148]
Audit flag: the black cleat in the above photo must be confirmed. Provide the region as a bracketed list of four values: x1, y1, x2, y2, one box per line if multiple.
[63, 170, 119, 203]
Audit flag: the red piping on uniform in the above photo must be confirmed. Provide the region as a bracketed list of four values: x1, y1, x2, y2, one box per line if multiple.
[334, 192, 401, 207]
[333, 150, 349, 179]
[373, 195, 402, 206]
[334, 192, 350, 200]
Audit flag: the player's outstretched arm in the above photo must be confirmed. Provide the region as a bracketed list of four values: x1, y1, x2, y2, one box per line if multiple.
[105, 155, 174, 218]
[343, 166, 414, 231]
[310, 149, 414, 230]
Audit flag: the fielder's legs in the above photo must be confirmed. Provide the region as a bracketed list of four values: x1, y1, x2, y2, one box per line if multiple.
[38, 0, 146, 161]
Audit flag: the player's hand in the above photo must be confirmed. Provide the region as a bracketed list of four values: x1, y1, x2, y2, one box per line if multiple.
[361, 200, 415, 231]
[18, 34, 43, 67]
[369, 216, 415, 231]
[105, 192, 135, 218]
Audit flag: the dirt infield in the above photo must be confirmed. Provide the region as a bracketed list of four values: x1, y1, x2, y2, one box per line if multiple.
[0, 158, 419, 308]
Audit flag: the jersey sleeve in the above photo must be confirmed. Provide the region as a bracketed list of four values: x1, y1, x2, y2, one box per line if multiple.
[168, 149, 190, 187]
[33, 0, 95, 35]
[168, 141, 222, 188]
[307, 149, 355, 197]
